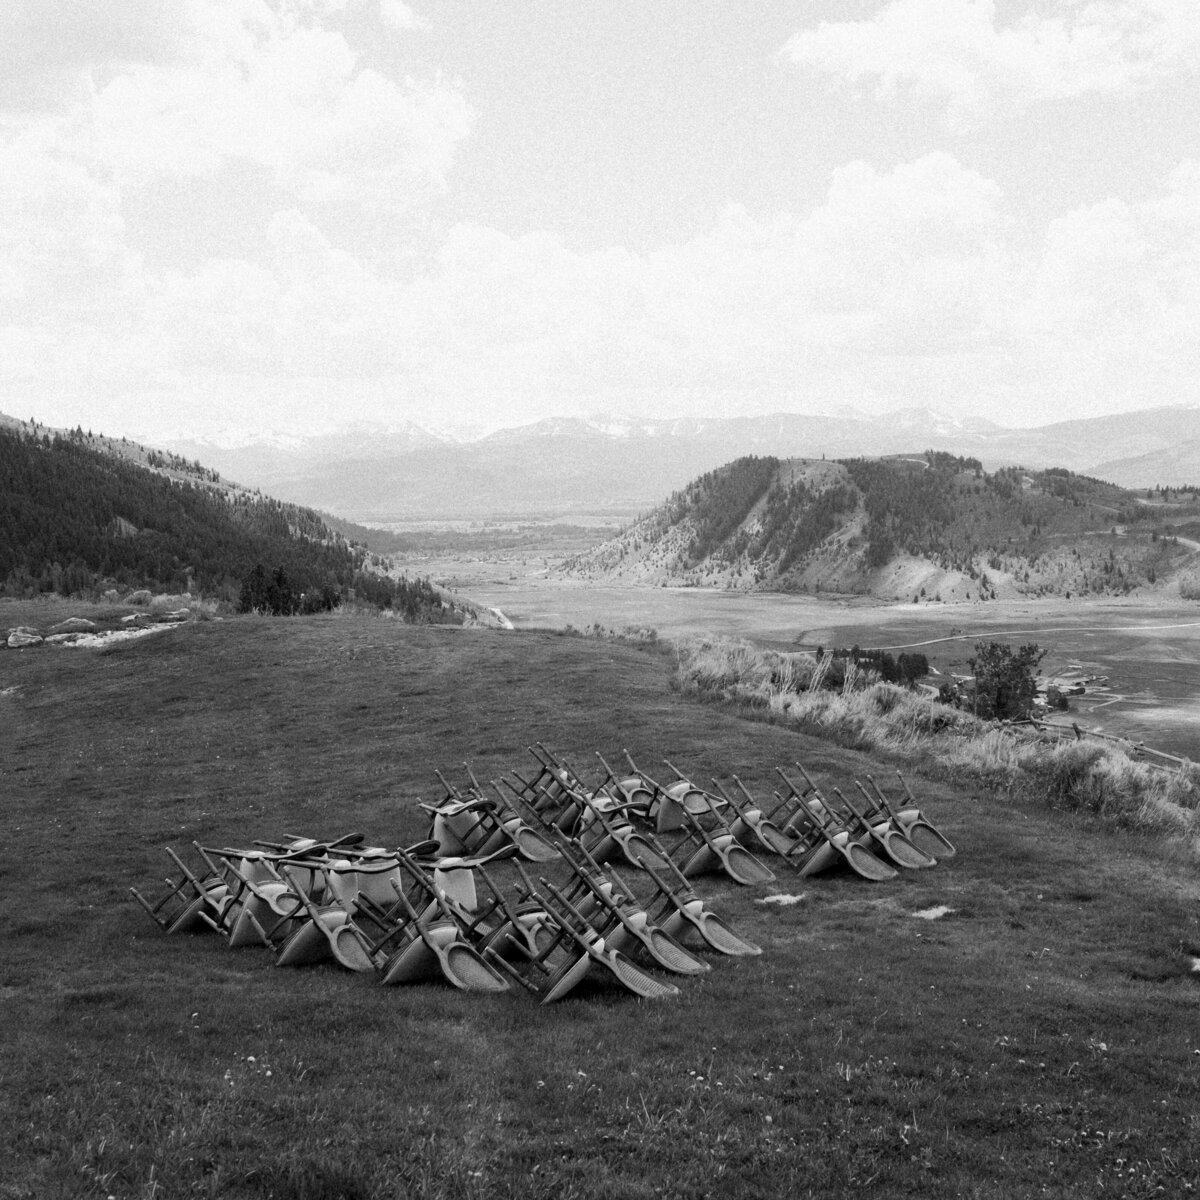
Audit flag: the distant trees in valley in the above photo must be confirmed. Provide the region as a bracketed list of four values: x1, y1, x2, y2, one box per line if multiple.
[235, 562, 459, 622]
[814, 647, 930, 690]
[237, 565, 335, 616]
[346, 571, 463, 623]
[967, 641, 1045, 721]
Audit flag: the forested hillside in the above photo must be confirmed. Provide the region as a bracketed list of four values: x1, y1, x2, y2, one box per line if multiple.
[566, 453, 1200, 602]
[0, 424, 459, 621]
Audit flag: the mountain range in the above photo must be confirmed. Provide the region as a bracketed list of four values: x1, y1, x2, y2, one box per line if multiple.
[164, 406, 1200, 522]
[8, 408, 1200, 609]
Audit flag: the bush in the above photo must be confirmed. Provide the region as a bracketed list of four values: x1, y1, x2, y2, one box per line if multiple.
[869, 683, 909, 715]
[1020, 740, 1200, 837]
[148, 593, 192, 615]
[671, 629, 1200, 851]
[1020, 741, 1111, 812]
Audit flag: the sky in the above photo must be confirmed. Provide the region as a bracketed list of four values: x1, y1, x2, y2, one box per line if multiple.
[3, 0, 1200, 444]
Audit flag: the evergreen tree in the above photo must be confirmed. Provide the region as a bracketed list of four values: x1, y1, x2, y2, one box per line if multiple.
[968, 642, 1044, 720]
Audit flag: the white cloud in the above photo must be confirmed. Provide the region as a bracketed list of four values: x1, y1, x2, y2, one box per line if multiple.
[0, 0, 190, 109]
[783, 0, 1200, 124]
[0, 148, 1031, 421]
[0, 1, 470, 232]
[0, 0, 473, 431]
[380, 0, 422, 32]
[1016, 159, 1200, 379]
[2, 0, 1199, 443]
[71, 13, 471, 206]
[344, 153, 1012, 406]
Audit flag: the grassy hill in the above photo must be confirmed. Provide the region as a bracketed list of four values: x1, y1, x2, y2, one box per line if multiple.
[3, 612, 1198, 1198]
[0, 419, 462, 621]
[567, 453, 1200, 602]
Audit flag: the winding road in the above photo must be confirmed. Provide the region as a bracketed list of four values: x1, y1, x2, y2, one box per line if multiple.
[867, 618, 1200, 653]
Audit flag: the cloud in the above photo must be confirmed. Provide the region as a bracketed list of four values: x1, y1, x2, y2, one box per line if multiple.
[326, 152, 1011, 408]
[77, 13, 470, 206]
[783, 0, 1200, 124]
[4, 59, 1200, 440]
[0, 0, 471, 428]
[380, 0, 422, 32]
[1, 1, 470, 219]
[1016, 159, 1200, 376]
[0, 0, 189, 109]
[0, 148, 1021, 417]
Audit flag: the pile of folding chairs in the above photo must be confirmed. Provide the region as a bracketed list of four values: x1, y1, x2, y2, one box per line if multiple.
[131, 747, 954, 1004]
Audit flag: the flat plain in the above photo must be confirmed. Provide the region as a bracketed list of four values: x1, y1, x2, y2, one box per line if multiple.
[437, 568, 1200, 761]
[3, 608, 1199, 1199]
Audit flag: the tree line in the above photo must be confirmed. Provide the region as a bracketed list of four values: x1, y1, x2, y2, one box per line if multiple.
[236, 564, 459, 623]
[0, 426, 456, 621]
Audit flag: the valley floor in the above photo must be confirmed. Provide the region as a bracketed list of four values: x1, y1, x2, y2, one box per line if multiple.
[433, 573, 1200, 761]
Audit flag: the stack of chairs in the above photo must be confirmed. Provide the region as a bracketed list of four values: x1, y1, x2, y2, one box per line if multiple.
[421, 767, 559, 863]
[864, 772, 957, 861]
[617, 752, 777, 887]
[131, 843, 236, 936]
[711, 773, 890, 880]
[752, 762, 952, 879]
[766, 767, 900, 881]
[508, 746, 669, 872]
[133, 835, 513, 993]
[131, 747, 957, 1003]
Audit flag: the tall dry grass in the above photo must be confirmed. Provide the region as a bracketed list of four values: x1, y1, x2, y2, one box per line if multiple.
[1178, 572, 1200, 600]
[673, 635, 1200, 851]
[1019, 739, 1200, 838]
[147, 592, 220, 619]
[672, 637, 862, 706]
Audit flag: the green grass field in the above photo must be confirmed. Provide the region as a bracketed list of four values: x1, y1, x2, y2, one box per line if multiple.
[3, 611, 1199, 1199]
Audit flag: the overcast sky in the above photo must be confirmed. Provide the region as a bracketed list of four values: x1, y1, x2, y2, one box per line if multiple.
[3, 1, 1199, 443]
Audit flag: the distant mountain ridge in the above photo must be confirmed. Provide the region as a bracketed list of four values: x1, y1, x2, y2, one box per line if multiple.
[562, 453, 1200, 604]
[162, 406, 1200, 522]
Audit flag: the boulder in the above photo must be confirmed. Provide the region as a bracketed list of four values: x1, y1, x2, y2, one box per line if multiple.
[49, 617, 97, 634]
[7, 629, 43, 648]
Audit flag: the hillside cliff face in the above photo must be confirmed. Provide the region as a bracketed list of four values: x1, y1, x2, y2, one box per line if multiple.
[563, 454, 1200, 602]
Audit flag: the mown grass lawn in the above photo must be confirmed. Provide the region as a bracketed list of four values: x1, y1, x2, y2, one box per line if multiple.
[2, 611, 1198, 1199]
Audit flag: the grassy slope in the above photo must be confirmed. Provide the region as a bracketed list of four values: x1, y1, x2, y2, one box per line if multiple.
[3, 614, 1199, 1199]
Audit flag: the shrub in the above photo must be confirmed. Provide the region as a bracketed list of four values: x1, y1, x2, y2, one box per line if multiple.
[670, 630, 1200, 851]
[148, 593, 192, 615]
[869, 682, 909, 716]
[1019, 740, 1200, 837]
[1020, 741, 1119, 814]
